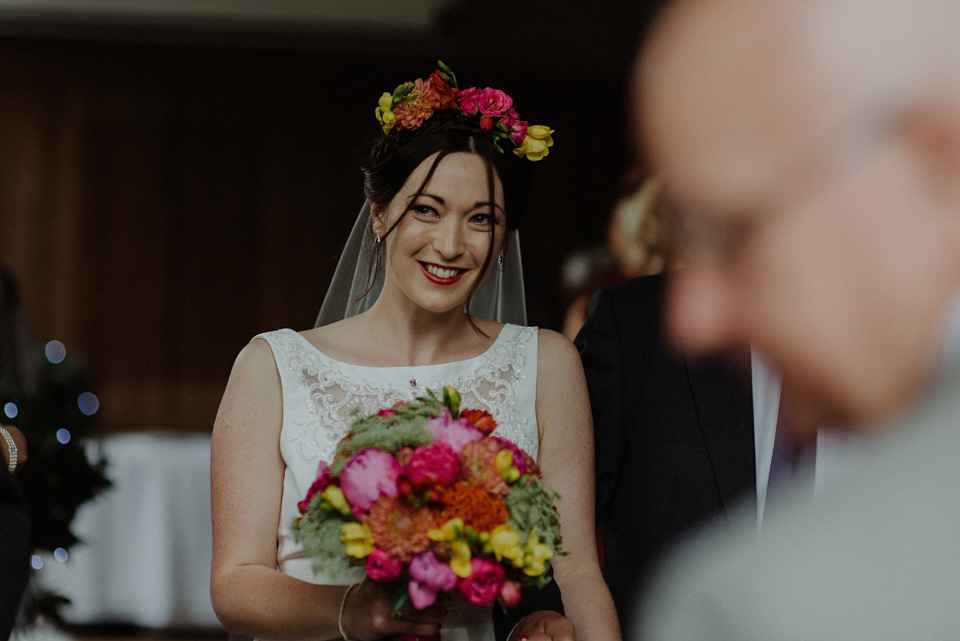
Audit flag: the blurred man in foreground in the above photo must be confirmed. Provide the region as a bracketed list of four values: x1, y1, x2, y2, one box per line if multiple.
[633, 0, 960, 638]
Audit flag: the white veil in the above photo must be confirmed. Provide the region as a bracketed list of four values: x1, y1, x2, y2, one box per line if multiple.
[315, 202, 528, 328]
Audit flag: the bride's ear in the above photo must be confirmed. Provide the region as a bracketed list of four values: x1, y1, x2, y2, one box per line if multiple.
[369, 201, 385, 237]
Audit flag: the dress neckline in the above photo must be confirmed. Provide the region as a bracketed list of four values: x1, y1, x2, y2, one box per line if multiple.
[279, 324, 516, 372]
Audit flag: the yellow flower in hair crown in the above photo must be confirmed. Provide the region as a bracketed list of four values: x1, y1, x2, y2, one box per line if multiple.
[374, 60, 554, 160]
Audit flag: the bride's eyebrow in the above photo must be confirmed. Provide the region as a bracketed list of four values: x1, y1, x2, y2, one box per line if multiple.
[412, 193, 504, 215]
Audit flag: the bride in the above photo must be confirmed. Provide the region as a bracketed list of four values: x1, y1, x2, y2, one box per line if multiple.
[210, 64, 619, 641]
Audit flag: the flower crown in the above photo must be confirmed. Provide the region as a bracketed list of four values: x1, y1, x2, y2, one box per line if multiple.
[374, 61, 554, 162]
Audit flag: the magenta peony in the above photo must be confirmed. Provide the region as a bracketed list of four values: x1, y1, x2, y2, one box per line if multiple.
[298, 461, 331, 515]
[424, 410, 482, 454]
[339, 448, 402, 517]
[408, 550, 459, 609]
[457, 558, 506, 606]
[365, 548, 404, 582]
[476, 88, 513, 118]
[406, 442, 461, 488]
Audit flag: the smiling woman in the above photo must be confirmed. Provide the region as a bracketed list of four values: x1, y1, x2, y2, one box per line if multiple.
[209, 62, 619, 641]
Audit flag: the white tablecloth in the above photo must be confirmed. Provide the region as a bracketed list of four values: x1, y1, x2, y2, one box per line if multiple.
[37, 432, 222, 630]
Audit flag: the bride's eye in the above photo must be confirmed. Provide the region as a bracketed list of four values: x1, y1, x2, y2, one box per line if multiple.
[470, 213, 495, 228]
[410, 204, 439, 218]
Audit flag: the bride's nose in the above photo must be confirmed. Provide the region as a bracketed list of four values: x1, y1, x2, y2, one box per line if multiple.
[432, 216, 464, 260]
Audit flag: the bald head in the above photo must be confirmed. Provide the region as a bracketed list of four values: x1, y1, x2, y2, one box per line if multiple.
[634, 0, 960, 432]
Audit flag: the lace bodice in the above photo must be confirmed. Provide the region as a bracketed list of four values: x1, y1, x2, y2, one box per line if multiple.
[255, 324, 540, 590]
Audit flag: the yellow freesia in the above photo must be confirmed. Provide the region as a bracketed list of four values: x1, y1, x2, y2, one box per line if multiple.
[450, 539, 473, 578]
[513, 125, 555, 161]
[375, 93, 396, 134]
[489, 524, 525, 567]
[495, 449, 521, 482]
[522, 528, 554, 577]
[322, 486, 352, 516]
[340, 522, 374, 559]
[428, 517, 464, 542]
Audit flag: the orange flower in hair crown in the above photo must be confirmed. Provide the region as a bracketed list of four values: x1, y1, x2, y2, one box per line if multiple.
[374, 61, 555, 161]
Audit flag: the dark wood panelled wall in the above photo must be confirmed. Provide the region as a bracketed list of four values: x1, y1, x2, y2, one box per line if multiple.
[0, 7, 650, 431]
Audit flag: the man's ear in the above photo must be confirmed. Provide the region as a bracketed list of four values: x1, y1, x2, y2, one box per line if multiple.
[901, 103, 960, 211]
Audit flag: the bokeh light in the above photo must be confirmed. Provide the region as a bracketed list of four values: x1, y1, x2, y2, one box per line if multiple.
[77, 392, 99, 416]
[45, 340, 66, 364]
[2, 402, 17, 419]
[56, 428, 72, 444]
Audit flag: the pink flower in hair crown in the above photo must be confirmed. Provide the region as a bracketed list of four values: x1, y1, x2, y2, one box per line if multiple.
[456, 86, 482, 115]
[477, 88, 513, 118]
[373, 61, 553, 160]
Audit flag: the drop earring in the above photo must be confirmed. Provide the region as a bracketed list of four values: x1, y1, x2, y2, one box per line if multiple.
[375, 233, 381, 244]
[497, 251, 504, 265]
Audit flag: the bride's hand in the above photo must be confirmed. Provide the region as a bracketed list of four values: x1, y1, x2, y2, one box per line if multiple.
[509, 610, 575, 641]
[341, 579, 446, 641]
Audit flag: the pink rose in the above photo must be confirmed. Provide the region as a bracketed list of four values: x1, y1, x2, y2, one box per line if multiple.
[408, 551, 459, 609]
[477, 88, 513, 118]
[298, 461, 331, 514]
[366, 548, 404, 582]
[498, 580, 522, 609]
[339, 449, 402, 517]
[424, 410, 483, 454]
[500, 109, 520, 127]
[456, 87, 482, 115]
[457, 558, 505, 606]
[406, 442, 461, 488]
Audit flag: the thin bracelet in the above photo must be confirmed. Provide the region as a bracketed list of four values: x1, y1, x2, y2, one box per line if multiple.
[338, 584, 358, 641]
[0, 427, 17, 474]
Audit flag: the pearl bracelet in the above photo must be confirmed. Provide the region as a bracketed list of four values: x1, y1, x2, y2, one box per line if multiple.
[338, 584, 358, 641]
[0, 426, 17, 474]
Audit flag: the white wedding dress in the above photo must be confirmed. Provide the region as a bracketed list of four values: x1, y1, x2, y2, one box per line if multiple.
[256, 323, 540, 641]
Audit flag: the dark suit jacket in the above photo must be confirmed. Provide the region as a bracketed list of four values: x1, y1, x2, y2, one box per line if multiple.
[494, 272, 756, 640]
[579, 273, 756, 637]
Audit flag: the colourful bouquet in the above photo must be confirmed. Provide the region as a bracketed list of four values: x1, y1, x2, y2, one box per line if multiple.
[292, 387, 563, 613]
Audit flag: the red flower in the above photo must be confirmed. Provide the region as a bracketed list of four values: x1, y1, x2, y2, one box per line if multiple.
[429, 70, 458, 109]
[461, 409, 497, 436]
[406, 442, 462, 488]
[297, 461, 331, 514]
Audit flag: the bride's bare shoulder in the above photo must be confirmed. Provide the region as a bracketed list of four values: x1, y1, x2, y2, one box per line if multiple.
[298, 317, 366, 360]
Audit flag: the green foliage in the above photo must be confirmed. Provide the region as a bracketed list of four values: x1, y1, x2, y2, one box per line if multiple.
[330, 391, 444, 476]
[292, 513, 356, 581]
[504, 477, 564, 555]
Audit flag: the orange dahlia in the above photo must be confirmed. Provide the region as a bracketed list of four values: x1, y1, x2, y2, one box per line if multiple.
[367, 495, 437, 562]
[436, 482, 508, 534]
[460, 439, 509, 497]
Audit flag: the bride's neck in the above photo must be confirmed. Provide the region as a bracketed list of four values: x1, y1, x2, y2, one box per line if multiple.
[360, 299, 486, 366]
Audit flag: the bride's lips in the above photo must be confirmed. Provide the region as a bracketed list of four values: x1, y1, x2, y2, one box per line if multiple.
[419, 262, 467, 284]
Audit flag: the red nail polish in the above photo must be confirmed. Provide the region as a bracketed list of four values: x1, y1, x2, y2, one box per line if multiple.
[518, 636, 530, 641]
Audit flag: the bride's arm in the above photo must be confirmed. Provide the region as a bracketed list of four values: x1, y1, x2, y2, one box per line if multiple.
[210, 339, 443, 641]
[525, 329, 622, 641]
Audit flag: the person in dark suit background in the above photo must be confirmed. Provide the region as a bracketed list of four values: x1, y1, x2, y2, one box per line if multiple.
[495, 270, 767, 640]
[575, 271, 756, 638]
